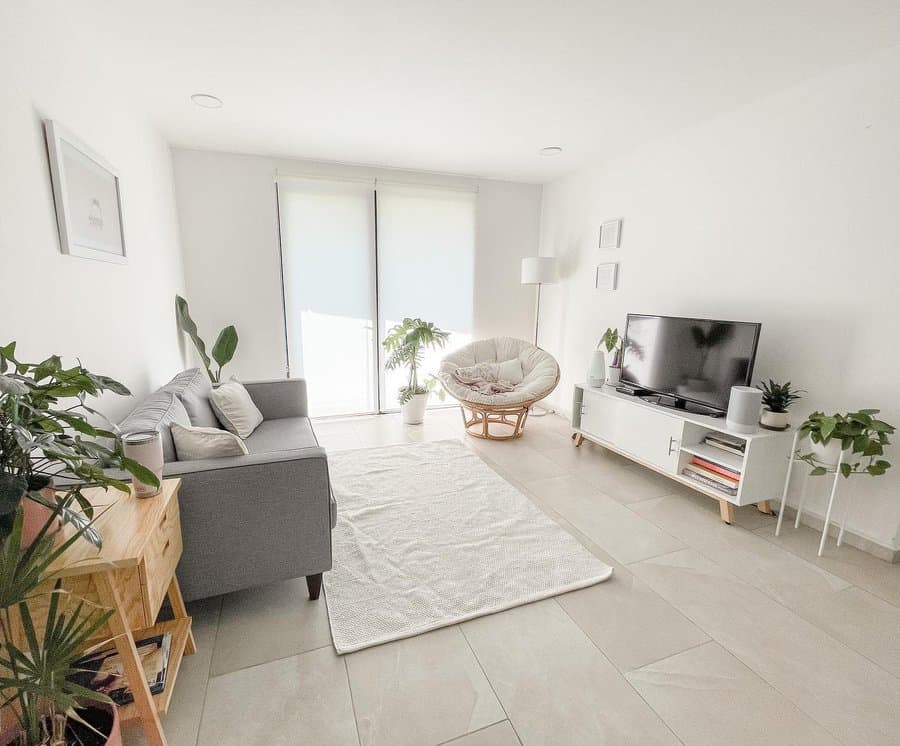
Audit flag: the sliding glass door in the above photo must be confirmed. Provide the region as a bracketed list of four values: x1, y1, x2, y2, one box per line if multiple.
[278, 177, 378, 417]
[278, 176, 475, 417]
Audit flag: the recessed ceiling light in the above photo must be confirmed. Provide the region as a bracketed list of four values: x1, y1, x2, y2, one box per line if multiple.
[191, 93, 223, 109]
[539, 146, 563, 156]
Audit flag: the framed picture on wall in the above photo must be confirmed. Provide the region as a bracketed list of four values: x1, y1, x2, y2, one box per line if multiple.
[44, 120, 126, 263]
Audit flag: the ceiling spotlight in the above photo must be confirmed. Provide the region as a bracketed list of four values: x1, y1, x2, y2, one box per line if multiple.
[539, 146, 563, 156]
[191, 93, 223, 109]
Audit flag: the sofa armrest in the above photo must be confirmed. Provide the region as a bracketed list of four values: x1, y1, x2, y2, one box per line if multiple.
[242, 379, 308, 420]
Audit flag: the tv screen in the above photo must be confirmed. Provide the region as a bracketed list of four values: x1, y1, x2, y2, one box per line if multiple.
[621, 314, 761, 412]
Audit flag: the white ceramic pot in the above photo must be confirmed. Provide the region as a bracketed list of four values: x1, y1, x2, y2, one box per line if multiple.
[587, 350, 606, 388]
[760, 409, 790, 431]
[606, 366, 621, 386]
[810, 439, 847, 466]
[401, 393, 429, 425]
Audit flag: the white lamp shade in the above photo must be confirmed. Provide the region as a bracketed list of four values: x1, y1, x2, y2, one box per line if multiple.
[521, 256, 557, 285]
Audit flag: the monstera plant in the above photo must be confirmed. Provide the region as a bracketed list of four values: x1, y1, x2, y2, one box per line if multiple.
[175, 295, 238, 383]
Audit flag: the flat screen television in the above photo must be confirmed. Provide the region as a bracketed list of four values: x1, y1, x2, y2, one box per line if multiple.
[620, 314, 761, 413]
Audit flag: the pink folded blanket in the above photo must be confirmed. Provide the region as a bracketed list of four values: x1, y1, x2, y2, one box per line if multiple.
[452, 363, 517, 395]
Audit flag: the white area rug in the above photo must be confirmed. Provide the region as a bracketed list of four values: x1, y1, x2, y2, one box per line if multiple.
[324, 439, 613, 653]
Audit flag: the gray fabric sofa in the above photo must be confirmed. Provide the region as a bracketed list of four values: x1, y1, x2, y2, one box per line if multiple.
[117, 369, 335, 603]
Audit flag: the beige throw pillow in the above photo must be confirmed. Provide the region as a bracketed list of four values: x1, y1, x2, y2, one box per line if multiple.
[209, 378, 264, 438]
[170, 422, 249, 460]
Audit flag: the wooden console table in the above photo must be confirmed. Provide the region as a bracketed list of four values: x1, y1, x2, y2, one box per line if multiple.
[9, 478, 194, 746]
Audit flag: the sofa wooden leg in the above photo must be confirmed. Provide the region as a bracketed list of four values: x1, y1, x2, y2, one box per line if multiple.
[306, 573, 323, 600]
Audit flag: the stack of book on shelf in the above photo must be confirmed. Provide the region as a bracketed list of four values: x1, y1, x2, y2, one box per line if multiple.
[70, 632, 172, 705]
[681, 434, 745, 496]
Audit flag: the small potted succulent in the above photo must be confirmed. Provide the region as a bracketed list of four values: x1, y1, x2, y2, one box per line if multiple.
[798, 409, 895, 476]
[600, 328, 622, 386]
[756, 380, 804, 431]
[383, 318, 449, 424]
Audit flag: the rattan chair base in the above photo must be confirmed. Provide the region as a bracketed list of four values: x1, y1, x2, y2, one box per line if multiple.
[459, 402, 532, 441]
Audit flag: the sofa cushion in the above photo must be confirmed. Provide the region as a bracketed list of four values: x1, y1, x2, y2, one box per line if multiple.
[163, 368, 219, 428]
[118, 392, 190, 462]
[171, 422, 249, 460]
[210, 379, 264, 438]
[243, 417, 318, 455]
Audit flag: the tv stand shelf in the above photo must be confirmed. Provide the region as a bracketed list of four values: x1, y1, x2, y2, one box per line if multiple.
[572, 383, 794, 523]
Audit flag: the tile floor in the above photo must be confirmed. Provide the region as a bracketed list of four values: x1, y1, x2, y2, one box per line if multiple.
[124, 408, 900, 746]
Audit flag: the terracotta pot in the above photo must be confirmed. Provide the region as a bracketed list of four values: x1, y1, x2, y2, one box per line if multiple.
[21, 484, 63, 548]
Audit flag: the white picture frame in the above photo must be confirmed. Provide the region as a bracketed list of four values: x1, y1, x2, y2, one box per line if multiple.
[44, 120, 126, 264]
[599, 218, 622, 250]
[595, 262, 618, 290]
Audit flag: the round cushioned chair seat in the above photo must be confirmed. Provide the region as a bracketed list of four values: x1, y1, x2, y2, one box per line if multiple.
[439, 337, 560, 407]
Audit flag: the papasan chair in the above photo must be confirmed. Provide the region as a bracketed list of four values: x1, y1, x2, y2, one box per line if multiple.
[439, 337, 560, 440]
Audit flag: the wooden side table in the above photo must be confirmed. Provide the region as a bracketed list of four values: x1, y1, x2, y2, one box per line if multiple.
[8, 478, 194, 746]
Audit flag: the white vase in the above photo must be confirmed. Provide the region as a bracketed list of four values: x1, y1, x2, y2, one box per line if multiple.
[587, 350, 606, 387]
[810, 439, 847, 466]
[606, 366, 621, 386]
[401, 393, 429, 424]
[759, 409, 790, 431]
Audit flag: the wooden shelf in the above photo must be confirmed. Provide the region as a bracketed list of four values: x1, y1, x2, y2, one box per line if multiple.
[681, 442, 744, 472]
[118, 617, 193, 722]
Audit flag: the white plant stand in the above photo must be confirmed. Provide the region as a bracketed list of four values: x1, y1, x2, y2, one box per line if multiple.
[776, 430, 852, 557]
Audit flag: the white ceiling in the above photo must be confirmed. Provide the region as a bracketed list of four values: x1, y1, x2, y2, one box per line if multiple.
[19, 1, 900, 182]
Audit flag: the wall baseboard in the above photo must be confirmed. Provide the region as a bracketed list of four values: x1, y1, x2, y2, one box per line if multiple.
[775, 505, 899, 564]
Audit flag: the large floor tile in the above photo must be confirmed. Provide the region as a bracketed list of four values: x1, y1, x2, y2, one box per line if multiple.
[755, 522, 900, 607]
[197, 646, 358, 745]
[346, 626, 504, 746]
[474, 442, 568, 483]
[631, 549, 900, 745]
[444, 721, 520, 746]
[632, 494, 851, 608]
[161, 597, 221, 746]
[524, 474, 621, 514]
[557, 570, 709, 671]
[537, 486, 683, 564]
[210, 578, 332, 676]
[461, 600, 678, 745]
[626, 641, 838, 745]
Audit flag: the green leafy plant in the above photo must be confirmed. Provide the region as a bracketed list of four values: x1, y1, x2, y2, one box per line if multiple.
[1, 504, 115, 745]
[0, 343, 156, 744]
[599, 328, 622, 367]
[798, 409, 895, 478]
[0, 342, 159, 545]
[383, 319, 450, 405]
[174, 295, 238, 383]
[756, 380, 804, 413]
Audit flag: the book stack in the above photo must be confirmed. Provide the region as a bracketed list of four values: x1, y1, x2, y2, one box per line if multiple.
[681, 456, 741, 496]
[70, 633, 172, 705]
[703, 433, 746, 457]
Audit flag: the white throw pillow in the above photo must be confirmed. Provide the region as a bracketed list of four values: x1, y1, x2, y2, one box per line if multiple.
[170, 422, 249, 461]
[209, 378, 264, 438]
[497, 358, 525, 384]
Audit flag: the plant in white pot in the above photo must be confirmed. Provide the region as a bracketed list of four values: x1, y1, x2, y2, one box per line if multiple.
[600, 328, 622, 386]
[756, 380, 804, 431]
[383, 318, 449, 424]
[797, 410, 895, 476]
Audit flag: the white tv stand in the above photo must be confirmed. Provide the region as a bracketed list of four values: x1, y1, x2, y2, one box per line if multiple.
[571, 383, 794, 524]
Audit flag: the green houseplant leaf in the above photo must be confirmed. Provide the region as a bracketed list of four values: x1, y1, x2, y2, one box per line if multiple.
[210, 325, 239, 382]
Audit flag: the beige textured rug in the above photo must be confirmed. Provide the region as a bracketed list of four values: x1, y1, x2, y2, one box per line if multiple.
[324, 439, 613, 653]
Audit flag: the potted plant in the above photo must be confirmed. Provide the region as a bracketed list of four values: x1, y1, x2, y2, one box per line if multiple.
[175, 295, 238, 384]
[600, 328, 622, 386]
[797, 409, 895, 477]
[0, 342, 159, 745]
[383, 318, 450, 424]
[756, 380, 804, 431]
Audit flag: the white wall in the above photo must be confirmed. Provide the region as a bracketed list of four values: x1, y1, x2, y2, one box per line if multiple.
[171, 148, 541, 381]
[538, 47, 900, 552]
[0, 5, 185, 421]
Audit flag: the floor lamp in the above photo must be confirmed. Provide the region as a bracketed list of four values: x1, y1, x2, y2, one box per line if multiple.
[521, 256, 558, 416]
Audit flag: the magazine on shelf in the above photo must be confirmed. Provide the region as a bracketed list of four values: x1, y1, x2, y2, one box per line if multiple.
[703, 433, 746, 456]
[69, 632, 172, 706]
[683, 463, 739, 488]
[690, 456, 741, 481]
[681, 467, 738, 496]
